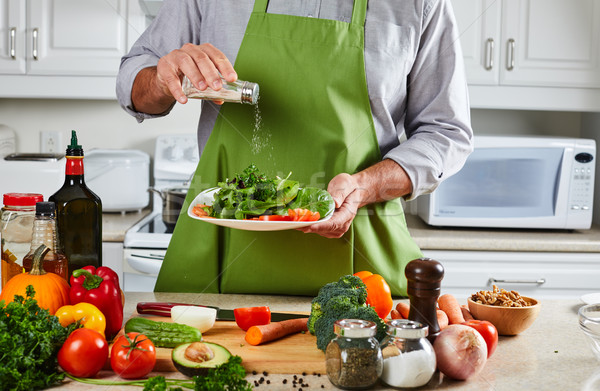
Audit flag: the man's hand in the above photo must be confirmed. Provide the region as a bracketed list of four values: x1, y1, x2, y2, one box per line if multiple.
[300, 160, 413, 238]
[131, 43, 236, 114]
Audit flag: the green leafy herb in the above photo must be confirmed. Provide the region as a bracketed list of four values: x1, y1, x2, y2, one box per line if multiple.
[67, 355, 253, 391]
[0, 285, 75, 390]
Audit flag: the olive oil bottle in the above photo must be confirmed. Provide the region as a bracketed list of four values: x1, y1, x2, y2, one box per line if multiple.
[49, 130, 102, 270]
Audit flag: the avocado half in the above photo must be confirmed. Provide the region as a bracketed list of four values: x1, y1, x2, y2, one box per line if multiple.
[172, 341, 232, 377]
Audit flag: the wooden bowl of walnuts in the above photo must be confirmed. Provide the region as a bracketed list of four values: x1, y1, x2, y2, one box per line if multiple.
[467, 286, 541, 336]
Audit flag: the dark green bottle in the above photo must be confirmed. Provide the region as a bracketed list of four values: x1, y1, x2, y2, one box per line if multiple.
[49, 130, 102, 270]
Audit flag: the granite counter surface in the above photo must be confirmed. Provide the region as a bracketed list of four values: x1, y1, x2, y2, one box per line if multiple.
[406, 214, 600, 253]
[59, 292, 600, 390]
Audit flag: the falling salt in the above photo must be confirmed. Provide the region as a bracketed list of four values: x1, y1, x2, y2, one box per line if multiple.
[250, 99, 273, 161]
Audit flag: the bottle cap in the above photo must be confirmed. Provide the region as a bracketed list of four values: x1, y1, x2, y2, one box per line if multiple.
[386, 319, 429, 339]
[36, 201, 55, 217]
[241, 82, 259, 105]
[3, 193, 44, 206]
[66, 130, 83, 157]
[333, 319, 378, 338]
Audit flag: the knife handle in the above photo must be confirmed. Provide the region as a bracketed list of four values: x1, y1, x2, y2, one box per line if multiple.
[137, 302, 219, 317]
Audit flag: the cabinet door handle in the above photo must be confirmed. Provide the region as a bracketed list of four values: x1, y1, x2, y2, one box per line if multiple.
[488, 278, 546, 285]
[484, 38, 494, 70]
[32, 28, 39, 60]
[506, 38, 515, 71]
[9, 27, 17, 59]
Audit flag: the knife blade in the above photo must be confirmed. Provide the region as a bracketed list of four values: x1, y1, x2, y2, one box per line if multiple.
[136, 302, 309, 322]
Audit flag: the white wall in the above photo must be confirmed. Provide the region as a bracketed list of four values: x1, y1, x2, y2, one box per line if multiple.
[0, 98, 202, 157]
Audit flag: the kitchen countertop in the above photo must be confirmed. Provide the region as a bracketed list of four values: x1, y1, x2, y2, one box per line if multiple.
[59, 292, 599, 390]
[101, 210, 600, 253]
[405, 214, 600, 253]
[102, 209, 151, 242]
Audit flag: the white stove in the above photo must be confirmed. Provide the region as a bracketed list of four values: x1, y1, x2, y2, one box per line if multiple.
[122, 134, 199, 292]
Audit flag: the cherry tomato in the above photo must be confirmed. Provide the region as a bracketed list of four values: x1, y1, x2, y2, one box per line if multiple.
[233, 306, 271, 331]
[110, 332, 156, 379]
[462, 319, 498, 358]
[58, 328, 109, 378]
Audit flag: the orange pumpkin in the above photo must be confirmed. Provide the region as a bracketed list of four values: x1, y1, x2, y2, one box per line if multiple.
[0, 244, 70, 314]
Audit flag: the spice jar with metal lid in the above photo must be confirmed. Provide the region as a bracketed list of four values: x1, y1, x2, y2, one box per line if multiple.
[182, 75, 260, 105]
[325, 319, 383, 390]
[380, 319, 436, 388]
[1, 193, 44, 287]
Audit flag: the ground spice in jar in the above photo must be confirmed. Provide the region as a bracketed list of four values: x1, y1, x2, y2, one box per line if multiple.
[325, 319, 383, 389]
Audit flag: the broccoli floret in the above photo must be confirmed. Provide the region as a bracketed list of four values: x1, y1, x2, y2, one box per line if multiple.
[308, 275, 386, 352]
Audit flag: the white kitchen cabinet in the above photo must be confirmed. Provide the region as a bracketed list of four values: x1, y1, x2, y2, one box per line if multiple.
[423, 250, 600, 300]
[452, 0, 600, 111]
[0, 0, 145, 98]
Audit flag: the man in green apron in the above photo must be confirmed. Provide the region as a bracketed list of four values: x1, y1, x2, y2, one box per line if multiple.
[117, 1, 473, 296]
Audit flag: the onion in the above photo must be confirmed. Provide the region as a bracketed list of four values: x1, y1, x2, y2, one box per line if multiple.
[171, 306, 217, 333]
[433, 324, 487, 380]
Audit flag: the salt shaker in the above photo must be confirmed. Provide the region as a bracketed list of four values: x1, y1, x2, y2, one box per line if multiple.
[182, 75, 259, 105]
[325, 319, 383, 390]
[405, 257, 445, 343]
[380, 319, 436, 388]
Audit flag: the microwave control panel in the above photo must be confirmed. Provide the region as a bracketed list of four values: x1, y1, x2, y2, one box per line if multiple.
[568, 149, 595, 216]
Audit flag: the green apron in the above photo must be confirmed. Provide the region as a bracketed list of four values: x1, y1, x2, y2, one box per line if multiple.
[155, 0, 423, 296]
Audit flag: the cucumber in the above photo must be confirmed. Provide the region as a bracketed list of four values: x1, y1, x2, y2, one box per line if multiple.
[125, 317, 202, 348]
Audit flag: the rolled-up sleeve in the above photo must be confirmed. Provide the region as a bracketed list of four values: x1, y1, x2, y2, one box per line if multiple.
[116, 0, 202, 122]
[384, 0, 473, 199]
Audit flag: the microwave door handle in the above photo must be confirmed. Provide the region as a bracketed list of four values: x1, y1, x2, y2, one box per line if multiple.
[488, 278, 546, 285]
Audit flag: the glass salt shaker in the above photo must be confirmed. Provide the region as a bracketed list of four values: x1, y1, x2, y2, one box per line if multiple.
[380, 319, 436, 389]
[325, 319, 383, 390]
[182, 75, 259, 105]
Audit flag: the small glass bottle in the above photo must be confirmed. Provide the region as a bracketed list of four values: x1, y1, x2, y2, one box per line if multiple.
[182, 75, 259, 104]
[325, 319, 383, 390]
[1, 193, 44, 287]
[380, 319, 437, 388]
[22, 202, 68, 281]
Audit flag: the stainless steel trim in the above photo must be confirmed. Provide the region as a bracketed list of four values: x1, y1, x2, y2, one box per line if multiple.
[489, 278, 546, 285]
[9, 27, 16, 59]
[484, 38, 494, 70]
[32, 28, 39, 60]
[506, 38, 515, 71]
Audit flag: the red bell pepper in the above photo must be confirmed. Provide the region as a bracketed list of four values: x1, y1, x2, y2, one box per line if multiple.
[70, 266, 124, 340]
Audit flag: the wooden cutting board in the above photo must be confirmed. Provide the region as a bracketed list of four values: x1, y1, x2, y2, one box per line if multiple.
[123, 314, 326, 374]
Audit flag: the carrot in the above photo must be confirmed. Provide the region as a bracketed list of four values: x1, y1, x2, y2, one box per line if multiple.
[437, 309, 449, 330]
[395, 302, 410, 319]
[244, 318, 309, 346]
[461, 305, 475, 321]
[438, 294, 465, 324]
[390, 309, 402, 320]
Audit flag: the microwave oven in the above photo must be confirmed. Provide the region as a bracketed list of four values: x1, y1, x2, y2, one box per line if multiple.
[417, 135, 596, 230]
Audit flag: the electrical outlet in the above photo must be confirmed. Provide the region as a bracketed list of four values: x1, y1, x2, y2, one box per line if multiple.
[40, 131, 62, 153]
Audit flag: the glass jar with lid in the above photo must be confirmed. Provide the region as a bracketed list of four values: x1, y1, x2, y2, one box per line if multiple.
[1, 193, 44, 287]
[380, 319, 437, 388]
[325, 319, 383, 390]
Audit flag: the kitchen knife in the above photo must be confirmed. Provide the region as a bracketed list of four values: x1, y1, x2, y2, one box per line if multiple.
[137, 302, 309, 322]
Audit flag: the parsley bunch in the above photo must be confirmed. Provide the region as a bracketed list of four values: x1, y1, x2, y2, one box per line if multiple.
[0, 286, 74, 390]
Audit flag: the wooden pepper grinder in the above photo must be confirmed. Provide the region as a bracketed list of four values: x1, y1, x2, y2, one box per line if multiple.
[405, 257, 445, 343]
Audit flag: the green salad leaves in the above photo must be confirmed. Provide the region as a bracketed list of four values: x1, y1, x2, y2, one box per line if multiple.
[207, 164, 334, 220]
[0, 286, 75, 390]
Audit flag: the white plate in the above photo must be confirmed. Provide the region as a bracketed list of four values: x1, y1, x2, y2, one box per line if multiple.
[187, 187, 333, 231]
[581, 293, 600, 305]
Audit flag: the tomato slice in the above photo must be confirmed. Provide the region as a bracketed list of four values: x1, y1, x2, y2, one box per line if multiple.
[233, 306, 271, 331]
[258, 215, 293, 221]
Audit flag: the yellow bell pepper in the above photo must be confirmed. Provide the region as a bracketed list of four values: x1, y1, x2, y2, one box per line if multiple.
[55, 302, 106, 337]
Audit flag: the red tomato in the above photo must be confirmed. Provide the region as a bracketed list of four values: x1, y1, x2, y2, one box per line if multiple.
[110, 332, 156, 379]
[233, 306, 271, 331]
[258, 215, 293, 221]
[462, 319, 498, 358]
[58, 328, 109, 378]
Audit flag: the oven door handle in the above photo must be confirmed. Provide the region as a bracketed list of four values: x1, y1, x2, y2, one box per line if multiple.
[127, 253, 164, 275]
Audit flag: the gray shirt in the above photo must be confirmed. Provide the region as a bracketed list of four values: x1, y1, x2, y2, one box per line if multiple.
[117, 0, 473, 199]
